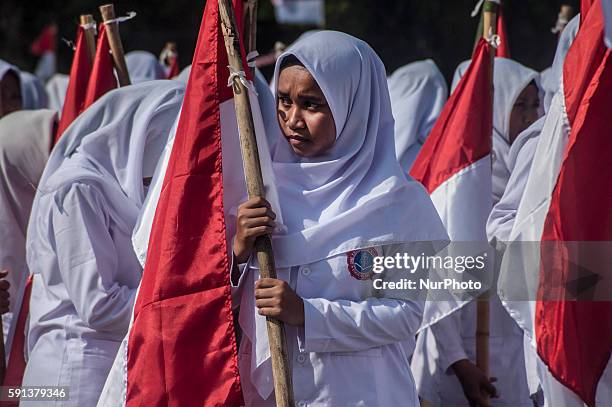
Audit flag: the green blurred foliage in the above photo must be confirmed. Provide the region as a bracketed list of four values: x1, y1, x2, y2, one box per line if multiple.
[1, 0, 578, 83]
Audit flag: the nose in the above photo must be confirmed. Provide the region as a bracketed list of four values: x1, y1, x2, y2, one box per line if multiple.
[286, 105, 305, 130]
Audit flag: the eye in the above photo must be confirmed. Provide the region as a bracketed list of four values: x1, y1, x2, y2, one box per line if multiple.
[278, 95, 292, 107]
[303, 100, 320, 110]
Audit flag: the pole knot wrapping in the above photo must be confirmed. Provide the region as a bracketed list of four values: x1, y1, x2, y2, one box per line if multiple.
[80, 22, 97, 35]
[104, 11, 137, 25]
[471, 0, 501, 17]
[227, 65, 258, 95]
[486, 32, 501, 49]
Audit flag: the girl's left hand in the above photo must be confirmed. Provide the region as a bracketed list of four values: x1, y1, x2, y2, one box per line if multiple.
[255, 278, 304, 326]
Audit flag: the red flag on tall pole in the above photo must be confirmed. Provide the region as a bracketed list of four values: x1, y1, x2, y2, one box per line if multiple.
[125, 1, 246, 405]
[496, 5, 511, 58]
[537, 2, 612, 406]
[410, 38, 493, 242]
[500, 2, 611, 406]
[83, 24, 117, 109]
[54, 26, 93, 143]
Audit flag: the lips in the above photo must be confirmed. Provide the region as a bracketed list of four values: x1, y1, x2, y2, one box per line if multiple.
[287, 134, 309, 142]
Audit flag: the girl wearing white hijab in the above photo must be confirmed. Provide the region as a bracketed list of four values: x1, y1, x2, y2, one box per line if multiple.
[487, 14, 580, 245]
[23, 80, 184, 406]
[411, 58, 543, 407]
[0, 109, 56, 354]
[388, 59, 448, 171]
[125, 51, 166, 84]
[0, 60, 23, 118]
[232, 31, 448, 407]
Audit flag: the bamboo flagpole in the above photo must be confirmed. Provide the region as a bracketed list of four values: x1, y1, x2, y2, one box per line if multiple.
[80, 14, 97, 63]
[477, 1, 498, 402]
[218, 1, 295, 406]
[99, 4, 131, 86]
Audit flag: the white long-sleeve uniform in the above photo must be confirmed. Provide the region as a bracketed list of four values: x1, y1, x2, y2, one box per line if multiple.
[24, 183, 141, 406]
[234, 244, 428, 407]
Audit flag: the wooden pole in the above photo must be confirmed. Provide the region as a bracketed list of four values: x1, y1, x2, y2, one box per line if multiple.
[477, 2, 497, 403]
[218, 1, 294, 406]
[243, 0, 258, 76]
[99, 4, 131, 86]
[80, 14, 97, 64]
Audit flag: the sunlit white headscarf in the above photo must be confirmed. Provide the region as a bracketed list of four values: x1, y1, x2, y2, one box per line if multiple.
[451, 57, 541, 204]
[0, 109, 56, 351]
[268, 31, 448, 268]
[388, 59, 448, 171]
[27, 81, 185, 272]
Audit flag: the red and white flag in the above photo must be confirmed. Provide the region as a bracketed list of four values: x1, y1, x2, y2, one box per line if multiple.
[83, 24, 117, 109]
[96, 0, 285, 405]
[500, 1, 612, 406]
[410, 38, 493, 242]
[54, 24, 94, 144]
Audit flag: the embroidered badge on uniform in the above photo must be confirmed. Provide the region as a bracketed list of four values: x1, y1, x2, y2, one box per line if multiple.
[346, 247, 379, 280]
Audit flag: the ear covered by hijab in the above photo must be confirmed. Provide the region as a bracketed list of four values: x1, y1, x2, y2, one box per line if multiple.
[28, 80, 185, 255]
[387, 59, 448, 171]
[269, 30, 448, 268]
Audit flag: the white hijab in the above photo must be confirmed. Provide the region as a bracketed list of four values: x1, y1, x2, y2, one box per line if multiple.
[20, 71, 48, 109]
[126, 51, 166, 84]
[451, 57, 541, 204]
[0, 109, 56, 345]
[175, 65, 192, 83]
[542, 14, 580, 111]
[270, 31, 448, 268]
[27, 81, 185, 270]
[387, 59, 448, 171]
[45, 74, 69, 115]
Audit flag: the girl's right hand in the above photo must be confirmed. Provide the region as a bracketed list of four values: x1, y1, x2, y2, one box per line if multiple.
[233, 197, 276, 264]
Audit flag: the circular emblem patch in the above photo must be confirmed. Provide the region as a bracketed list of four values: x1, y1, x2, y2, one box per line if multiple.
[346, 247, 379, 280]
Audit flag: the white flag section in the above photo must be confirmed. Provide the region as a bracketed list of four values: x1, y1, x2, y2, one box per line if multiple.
[97, 89, 280, 406]
[272, 0, 325, 26]
[604, 0, 612, 48]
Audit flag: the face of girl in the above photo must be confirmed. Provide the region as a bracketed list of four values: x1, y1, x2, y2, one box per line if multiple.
[508, 83, 540, 144]
[0, 72, 22, 118]
[277, 65, 336, 158]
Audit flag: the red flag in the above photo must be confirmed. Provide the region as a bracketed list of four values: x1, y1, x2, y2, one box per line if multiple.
[125, 1, 246, 405]
[29, 24, 57, 56]
[54, 26, 93, 144]
[537, 2, 612, 406]
[496, 6, 511, 58]
[411, 38, 492, 196]
[83, 24, 116, 109]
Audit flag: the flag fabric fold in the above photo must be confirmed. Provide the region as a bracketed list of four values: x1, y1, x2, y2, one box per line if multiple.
[410, 38, 493, 242]
[124, 1, 247, 405]
[54, 26, 93, 144]
[500, 2, 612, 406]
[83, 24, 117, 109]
